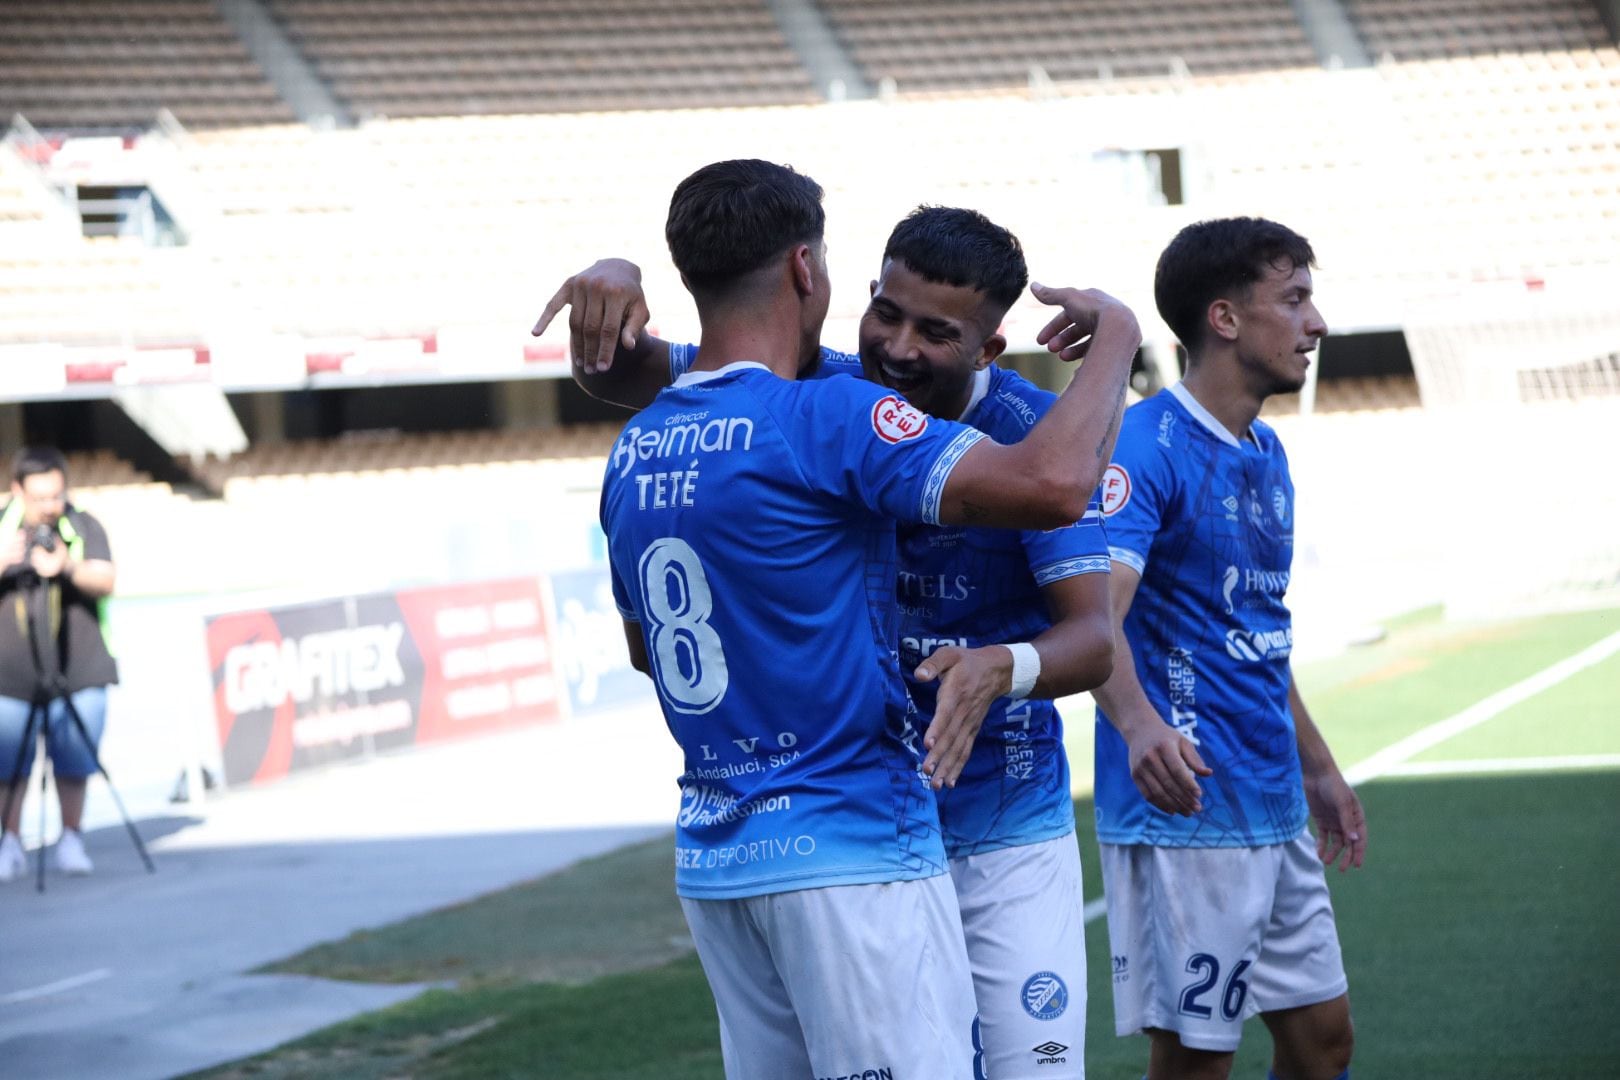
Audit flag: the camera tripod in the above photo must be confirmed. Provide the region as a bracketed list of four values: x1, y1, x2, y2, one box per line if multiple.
[0, 575, 154, 892]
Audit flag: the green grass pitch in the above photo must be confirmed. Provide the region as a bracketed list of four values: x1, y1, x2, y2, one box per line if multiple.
[187, 606, 1620, 1079]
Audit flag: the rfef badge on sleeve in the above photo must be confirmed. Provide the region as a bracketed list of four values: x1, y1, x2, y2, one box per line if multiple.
[1101, 463, 1131, 516]
[871, 395, 929, 444]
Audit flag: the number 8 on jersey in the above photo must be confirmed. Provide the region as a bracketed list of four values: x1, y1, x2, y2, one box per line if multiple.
[638, 536, 730, 714]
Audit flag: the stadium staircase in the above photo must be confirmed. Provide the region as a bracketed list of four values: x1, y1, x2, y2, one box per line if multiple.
[212, 0, 351, 128]
[762, 0, 874, 100]
[1288, 0, 1374, 67]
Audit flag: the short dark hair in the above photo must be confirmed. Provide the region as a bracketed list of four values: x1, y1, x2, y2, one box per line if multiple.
[883, 206, 1028, 315]
[1154, 217, 1316, 355]
[665, 159, 825, 298]
[11, 446, 68, 486]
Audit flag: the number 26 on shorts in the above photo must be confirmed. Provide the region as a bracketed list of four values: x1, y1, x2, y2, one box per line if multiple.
[1177, 953, 1252, 1022]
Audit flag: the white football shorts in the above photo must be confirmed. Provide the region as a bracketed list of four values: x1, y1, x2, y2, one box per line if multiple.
[950, 833, 1087, 1079]
[1100, 832, 1348, 1052]
[681, 873, 980, 1079]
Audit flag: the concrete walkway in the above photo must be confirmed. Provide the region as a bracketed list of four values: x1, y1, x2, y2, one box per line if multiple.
[0, 705, 681, 1080]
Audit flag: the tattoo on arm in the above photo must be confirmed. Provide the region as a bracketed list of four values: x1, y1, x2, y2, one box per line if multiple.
[960, 500, 989, 522]
[1095, 381, 1128, 460]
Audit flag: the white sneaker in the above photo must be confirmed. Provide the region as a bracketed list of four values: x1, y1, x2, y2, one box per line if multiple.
[0, 831, 25, 883]
[53, 829, 93, 876]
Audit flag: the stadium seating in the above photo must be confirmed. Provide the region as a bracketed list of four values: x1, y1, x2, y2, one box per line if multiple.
[264, 0, 820, 117]
[1374, 48, 1620, 280]
[816, 0, 1320, 90]
[65, 448, 154, 488]
[0, 150, 57, 224]
[1520, 350, 1620, 400]
[0, 0, 296, 130]
[0, 241, 210, 345]
[0, 1, 1614, 408]
[1261, 375, 1423, 417]
[1344, 0, 1611, 61]
[192, 423, 621, 491]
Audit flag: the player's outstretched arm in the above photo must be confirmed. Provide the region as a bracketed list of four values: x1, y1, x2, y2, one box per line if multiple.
[937, 284, 1139, 530]
[1090, 565, 1211, 816]
[1292, 673, 1366, 871]
[914, 573, 1113, 788]
[532, 258, 674, 409]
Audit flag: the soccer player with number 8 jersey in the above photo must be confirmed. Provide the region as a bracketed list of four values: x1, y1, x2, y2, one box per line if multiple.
[562, 159, 1139, 1079]
[543, 203, 1127, 1078]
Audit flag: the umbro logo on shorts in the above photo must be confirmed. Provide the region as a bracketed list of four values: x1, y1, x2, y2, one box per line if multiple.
[1031, 1039, 1069, 1064]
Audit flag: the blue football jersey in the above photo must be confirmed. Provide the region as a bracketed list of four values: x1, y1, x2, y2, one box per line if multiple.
[603, 360, 986, 899]
[671, 341, 858, 382]
[1094, 383, 1307, 848]
[896, 364, 1109, 857]
[676, 343, 1110, 856]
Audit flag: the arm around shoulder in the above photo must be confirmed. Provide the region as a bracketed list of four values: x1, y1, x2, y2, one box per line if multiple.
[938, 287, 1140, 529]
[533, 257, 675, 410]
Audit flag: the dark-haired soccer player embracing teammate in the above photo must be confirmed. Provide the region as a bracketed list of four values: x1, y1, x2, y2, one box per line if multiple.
[540, 158, 1136, 1079]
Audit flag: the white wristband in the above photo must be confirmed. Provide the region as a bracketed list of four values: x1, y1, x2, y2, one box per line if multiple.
[1003, 642, 1041, 700]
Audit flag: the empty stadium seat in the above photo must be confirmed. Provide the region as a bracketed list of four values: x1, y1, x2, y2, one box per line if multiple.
[817, 0, 1320, 92]
[1345, 0, 1611, 62]
[0, 0, 297, 130]
[264, 0, 819, 118]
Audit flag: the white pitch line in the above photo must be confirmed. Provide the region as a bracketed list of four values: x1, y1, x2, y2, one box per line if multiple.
[0, 967, 112, 1005]
[1382, 753, 1620, 778]
[1344, 627, 1620, 786]
[1082, 627, 1620, 926]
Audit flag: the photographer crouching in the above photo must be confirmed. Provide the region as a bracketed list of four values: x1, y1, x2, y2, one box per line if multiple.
[0, 447, 118, 882]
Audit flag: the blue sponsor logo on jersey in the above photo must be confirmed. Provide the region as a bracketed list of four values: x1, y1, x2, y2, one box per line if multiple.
[1021, 971, 1069, 1020]
[995, 389, 1039, 427]
[1225, 625, 1293, 661]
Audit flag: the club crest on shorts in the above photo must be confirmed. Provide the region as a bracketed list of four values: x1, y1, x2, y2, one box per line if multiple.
[1021, 971, 1069, 1020]
[871, 395, 928, 443]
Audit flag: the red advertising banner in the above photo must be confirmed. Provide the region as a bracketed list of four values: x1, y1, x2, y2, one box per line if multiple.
[392, 579, 560, 745]
[206, 577, 560, 787]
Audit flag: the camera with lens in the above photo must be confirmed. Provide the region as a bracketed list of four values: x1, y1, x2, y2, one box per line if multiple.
[27, 523, 57, 554]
